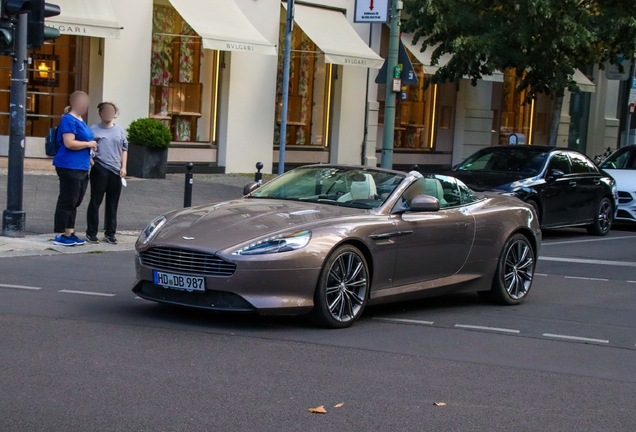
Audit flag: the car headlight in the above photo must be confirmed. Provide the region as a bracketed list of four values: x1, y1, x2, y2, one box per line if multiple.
[233, 230, 312, 256]
[137, 215, 167, 246]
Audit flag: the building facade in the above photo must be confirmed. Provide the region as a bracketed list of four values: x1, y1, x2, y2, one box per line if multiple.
[0, 0, 625, 174]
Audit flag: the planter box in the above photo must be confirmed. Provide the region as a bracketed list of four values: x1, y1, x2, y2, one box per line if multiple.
[127, 143, 168, 179]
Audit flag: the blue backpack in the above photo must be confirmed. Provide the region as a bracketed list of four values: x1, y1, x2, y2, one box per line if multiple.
[45, 127, 58, 156]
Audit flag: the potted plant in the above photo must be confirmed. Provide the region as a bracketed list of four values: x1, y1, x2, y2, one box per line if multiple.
[126, 118, 172, 179]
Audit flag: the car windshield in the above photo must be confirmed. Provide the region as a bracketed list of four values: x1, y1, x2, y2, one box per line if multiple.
[457, 148, 548, 176]
[601, 148, 635, 170]
[251, 166, 406, 209]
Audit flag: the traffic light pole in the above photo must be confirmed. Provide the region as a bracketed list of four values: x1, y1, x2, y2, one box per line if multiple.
[380, 0, 401, 169]
[2, 13, 27, 236]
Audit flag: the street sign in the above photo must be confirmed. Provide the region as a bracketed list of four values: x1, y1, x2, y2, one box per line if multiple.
[354, 0, 389, 23]
[375, 38, 418, 85]
[606, 55, 631, 81]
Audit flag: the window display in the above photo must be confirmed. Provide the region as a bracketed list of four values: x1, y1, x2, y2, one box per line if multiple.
[499, 70, 535, 145]
[0, 35, 86, 138]
[274, 17, 334, 147]
[149, 4, 219, 143]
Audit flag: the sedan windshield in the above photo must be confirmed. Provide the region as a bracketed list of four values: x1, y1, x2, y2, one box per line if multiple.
[251, 167, 406, 209]
[601, 148, 636, 170]
[458, 148, 548, 176]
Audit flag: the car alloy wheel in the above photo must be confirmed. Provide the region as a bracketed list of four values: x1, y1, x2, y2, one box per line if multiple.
[587, 197, 613, 236]
[311, 245, 369, 328]
[483, 233, 535, 305]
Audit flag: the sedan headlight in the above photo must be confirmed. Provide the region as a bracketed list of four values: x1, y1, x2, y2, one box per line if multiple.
[137, 215, 167, 246]
[233, 230, 312, 256]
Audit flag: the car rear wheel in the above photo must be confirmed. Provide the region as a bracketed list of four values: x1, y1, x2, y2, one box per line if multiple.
[586, 197, 613, 236]
[481, 233, 535, 305]
[310, 245, 369, 329]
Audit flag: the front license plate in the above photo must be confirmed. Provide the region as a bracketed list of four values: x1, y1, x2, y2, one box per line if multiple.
[153, 271, 205, 292]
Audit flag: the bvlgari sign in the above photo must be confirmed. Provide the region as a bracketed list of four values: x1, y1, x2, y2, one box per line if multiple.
[354, 0, 389, 23]
[49, 24, 89, 35]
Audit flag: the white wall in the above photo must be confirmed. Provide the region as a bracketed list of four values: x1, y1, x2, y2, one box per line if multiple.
[452, 80, 494, 165]
[87, 38, 105, 126]
[102, 0, 153, 131]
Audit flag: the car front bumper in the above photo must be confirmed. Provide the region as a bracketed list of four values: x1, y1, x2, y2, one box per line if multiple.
[616, 191, 636, 222]
[132, 254, 320, 315]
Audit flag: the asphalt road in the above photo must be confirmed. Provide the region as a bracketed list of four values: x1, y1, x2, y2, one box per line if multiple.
[1, 226, 636, 431]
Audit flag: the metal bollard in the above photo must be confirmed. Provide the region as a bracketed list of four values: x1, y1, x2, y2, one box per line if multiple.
[255, 162, 263, 186]
[184, 162, 194, 208]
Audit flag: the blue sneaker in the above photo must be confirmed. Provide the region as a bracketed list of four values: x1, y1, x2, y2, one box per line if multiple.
[53, 235, 76, 246]
[68, 234, 86, 245]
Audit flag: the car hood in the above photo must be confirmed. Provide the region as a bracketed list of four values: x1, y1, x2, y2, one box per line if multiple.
[450, 171, 529, 191]
[603, 169, 636, 189]
[149, 198, 365, 253]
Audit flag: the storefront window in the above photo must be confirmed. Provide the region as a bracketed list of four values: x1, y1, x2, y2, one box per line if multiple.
[149, 4, 220, 143]
[500, 69, 535, 145]
[0, 35, 85, 137]
[274, 18, 334, 147]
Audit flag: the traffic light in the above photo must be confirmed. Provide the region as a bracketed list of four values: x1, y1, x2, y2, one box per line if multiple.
[26, 0, 59, 50]
[0, 1, 31, 56]
[1, 0, 31, 18]
[0, 19, 14, 55]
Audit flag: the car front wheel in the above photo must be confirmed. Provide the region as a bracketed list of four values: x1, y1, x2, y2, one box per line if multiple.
[587, 197, 613, 236]
[311, 244, 369, 328]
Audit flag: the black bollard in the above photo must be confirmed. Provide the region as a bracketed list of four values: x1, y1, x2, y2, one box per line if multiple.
[411, 164, 420, 173]
[255, 162, 263, 185]
[184, 162, 194, 208]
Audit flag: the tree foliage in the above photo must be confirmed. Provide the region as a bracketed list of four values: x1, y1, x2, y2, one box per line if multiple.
[403, 0, 636, 99]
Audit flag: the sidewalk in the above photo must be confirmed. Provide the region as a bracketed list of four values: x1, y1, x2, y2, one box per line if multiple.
[0, 165, 251, 257]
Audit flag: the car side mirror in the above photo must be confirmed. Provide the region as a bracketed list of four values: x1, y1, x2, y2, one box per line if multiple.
[408, 195, 440, 212]
[547, 169, 564, 181]
[243, 181, 259, 195]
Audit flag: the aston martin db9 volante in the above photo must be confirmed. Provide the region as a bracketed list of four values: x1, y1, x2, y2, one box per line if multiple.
[451, 146, 618, 235]
[133, 165, 541, 328]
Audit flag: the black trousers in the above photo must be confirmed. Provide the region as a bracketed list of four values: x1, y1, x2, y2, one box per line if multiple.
[87, 162, 122, 237]
[54, 168, 89, 233]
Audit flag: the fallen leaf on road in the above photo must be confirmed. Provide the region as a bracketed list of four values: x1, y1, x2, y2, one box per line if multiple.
[309, 406, 327, 414]
[334, 403, 344, 408]
[434, 402, 447, 407]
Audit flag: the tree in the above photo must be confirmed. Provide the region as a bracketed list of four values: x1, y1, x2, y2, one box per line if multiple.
[403, 0, 636, 146]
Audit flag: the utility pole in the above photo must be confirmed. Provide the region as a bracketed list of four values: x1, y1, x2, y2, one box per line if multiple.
[2, 12, 27, 236]
[278, 0, 294, 175]
[380, 0, 402, 169]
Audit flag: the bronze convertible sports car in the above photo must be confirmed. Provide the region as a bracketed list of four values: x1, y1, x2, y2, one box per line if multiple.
[133, 165, 541, 328]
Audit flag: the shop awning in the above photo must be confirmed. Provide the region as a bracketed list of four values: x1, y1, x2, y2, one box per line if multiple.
[168, 0, 276, 55]
[573, 69, 595, 92]
[46, 0, 122, 39]
[401, 33, 504, 82]
[290, 4, 384, 69]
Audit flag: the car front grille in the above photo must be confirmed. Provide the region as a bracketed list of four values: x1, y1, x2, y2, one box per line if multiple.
[139, 247, 236, 277]
[618, 191, 633, 205]
[617, 209, 635, 220]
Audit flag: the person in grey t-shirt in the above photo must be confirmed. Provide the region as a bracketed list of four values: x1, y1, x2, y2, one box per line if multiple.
[86, 102, 128, 244]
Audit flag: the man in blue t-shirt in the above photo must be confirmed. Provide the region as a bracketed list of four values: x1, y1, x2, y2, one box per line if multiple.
[52, 91, 98, 246]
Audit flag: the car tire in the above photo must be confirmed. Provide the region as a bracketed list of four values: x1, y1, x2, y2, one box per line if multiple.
[586, 197, 613, 236]
[310, 244, 369, 329]
[484, 233, 535, 305]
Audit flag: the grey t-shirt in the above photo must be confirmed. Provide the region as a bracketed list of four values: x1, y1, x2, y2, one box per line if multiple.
[90, 123, 128, 175]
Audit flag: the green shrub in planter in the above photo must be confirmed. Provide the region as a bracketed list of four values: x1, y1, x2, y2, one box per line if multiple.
[127, 118, 172, 149]
[126, 118, 172, 178]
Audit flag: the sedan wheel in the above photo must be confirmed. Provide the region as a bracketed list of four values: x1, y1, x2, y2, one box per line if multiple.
[587, 197, 613, 236]
[483, 233, 535, 305]
[311, 245, 369, 328]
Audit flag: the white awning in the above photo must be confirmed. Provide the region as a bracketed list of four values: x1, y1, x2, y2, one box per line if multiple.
[401, 33, 504, 82]
[169, 0, 276, 55]
[46, 0, 121, 39]
[290, 4, 384, 69]
[573, 69, 595, 93]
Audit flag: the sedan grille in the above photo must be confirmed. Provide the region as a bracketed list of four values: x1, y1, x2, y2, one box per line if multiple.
[618, 191, 633, 205]
[139, 247, 236, 277]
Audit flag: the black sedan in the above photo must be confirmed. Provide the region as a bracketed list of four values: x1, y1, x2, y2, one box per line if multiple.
[451, 146, 618, 235]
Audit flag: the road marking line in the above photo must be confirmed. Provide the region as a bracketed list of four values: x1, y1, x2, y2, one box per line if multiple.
[535, 273, 548, 276]
[58, 290, 115, 297]
[374, 318, 434, 326]
[134, 296, 143, 299]
[542, 333, 609, 344]
[0, 283, 42, 291]
[539, 256, 636, 268]
[454, 324, 520, 334]
[564, 276, 609, 282]
[542, 236, 636, 246]
[628, 281, 636, 284]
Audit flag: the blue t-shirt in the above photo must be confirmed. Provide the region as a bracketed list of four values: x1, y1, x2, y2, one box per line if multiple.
[52, 114, 94, 171]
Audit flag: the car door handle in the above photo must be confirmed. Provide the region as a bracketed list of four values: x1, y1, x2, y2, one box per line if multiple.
[569, 181, 577, 187]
